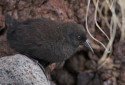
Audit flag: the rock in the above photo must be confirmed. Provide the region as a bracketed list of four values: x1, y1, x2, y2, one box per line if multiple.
[77, 72, 102, 85]
[77, 72, 94, 85]
[65, 54, 86, 73]
[51, 68, 74, 85]
[0, 14, 5, 31]
[0, 54, 50, 85]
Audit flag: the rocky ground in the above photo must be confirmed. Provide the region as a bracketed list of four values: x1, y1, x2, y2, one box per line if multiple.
[0, 0, 124, 85]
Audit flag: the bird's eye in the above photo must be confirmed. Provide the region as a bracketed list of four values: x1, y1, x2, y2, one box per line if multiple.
[78, 36, 81, 39]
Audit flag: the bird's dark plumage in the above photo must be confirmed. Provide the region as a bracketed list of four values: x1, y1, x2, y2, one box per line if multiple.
[5, 14, 94, 67]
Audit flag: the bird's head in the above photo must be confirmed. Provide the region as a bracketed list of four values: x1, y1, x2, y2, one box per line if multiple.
[62, 22, 94, 54]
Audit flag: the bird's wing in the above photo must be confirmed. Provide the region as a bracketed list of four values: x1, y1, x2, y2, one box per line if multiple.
[16, 24, 44, 46]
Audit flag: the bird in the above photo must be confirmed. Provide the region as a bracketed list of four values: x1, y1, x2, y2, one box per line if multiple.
[5, 14, 94, 67]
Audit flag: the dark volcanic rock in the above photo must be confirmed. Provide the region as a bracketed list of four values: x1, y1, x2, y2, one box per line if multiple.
[65, 54, 86, 73]
[77, 72, 102, 85]
[51, 68, 74, 85]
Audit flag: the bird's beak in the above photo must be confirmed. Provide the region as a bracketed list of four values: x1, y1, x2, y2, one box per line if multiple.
[83, 40, 94, 54]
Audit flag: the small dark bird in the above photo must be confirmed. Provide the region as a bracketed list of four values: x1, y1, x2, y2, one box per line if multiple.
[5, 14, 94, 67]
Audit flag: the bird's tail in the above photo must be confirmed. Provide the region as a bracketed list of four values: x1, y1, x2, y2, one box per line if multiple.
[4, 14, 17, 27]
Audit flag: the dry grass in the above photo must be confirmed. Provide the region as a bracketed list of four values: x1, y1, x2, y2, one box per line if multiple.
[85, 0, 125, 69]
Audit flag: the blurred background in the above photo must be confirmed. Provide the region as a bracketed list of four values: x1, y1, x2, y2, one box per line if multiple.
[0, 0, 125, 85]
